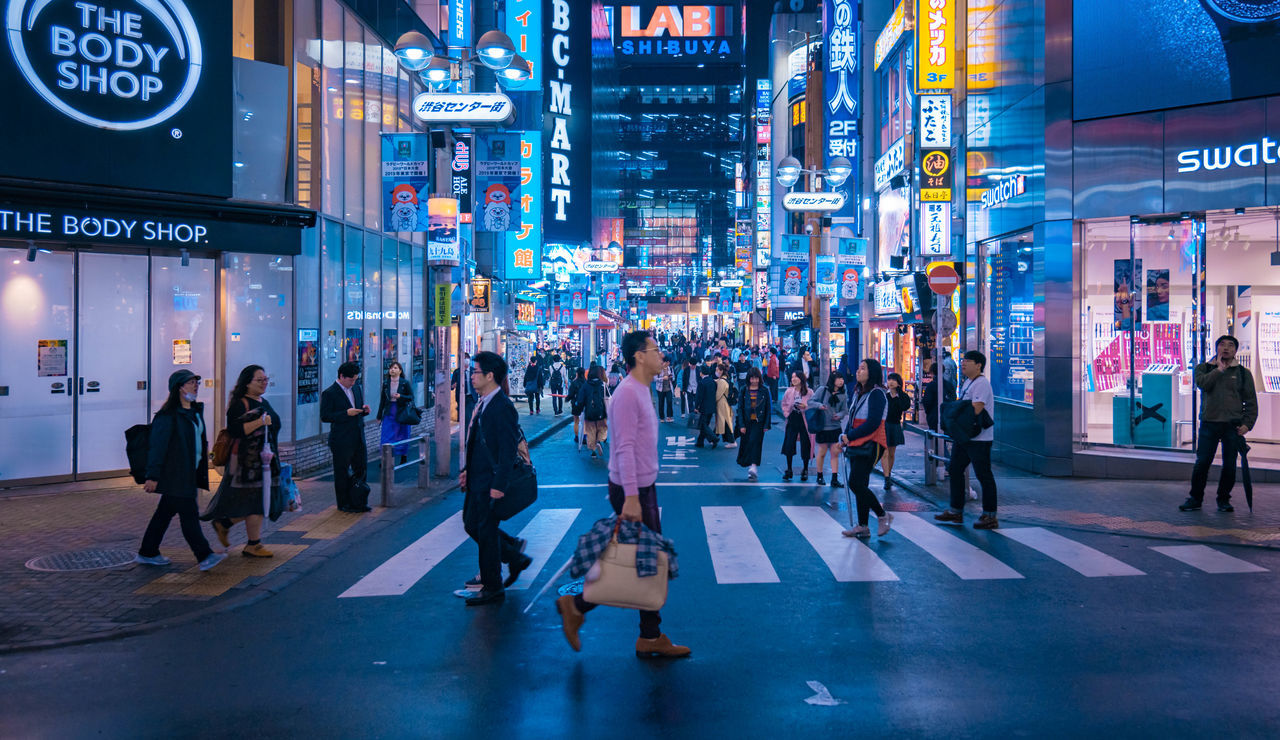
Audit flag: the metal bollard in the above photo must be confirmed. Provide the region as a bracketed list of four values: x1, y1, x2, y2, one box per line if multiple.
[924, 433, 938, 486]
[417, 435, 429, 491]
[380, 443, 394, 508]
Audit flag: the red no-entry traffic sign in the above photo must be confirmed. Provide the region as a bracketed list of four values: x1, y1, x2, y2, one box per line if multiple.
[927, 264, 960, 296]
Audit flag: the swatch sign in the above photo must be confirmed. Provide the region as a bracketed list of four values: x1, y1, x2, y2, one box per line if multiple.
[6, 0, 202, 131]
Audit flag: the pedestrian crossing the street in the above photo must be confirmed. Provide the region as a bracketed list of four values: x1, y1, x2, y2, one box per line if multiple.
[337, 505, 1270, 598]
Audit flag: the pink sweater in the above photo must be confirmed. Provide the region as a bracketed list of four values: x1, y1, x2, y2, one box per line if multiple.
[609, 374, 659, 497]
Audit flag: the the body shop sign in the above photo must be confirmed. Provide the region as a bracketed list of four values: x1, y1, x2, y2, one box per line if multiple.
[544, 0, 590, 244]
[1, 0, 232, 197]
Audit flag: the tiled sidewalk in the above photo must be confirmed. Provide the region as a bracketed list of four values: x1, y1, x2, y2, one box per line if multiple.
[886, 429, 1280, 549]
[0, 412, 570, 653]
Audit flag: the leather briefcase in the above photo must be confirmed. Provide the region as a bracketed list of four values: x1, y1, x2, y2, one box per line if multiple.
[582, 535, 669, 611]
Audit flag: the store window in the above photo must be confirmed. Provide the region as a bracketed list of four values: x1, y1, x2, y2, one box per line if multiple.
[225, 253, 295, 440]
[980, 233, 1036, 404]
[296, 225, 322, 438]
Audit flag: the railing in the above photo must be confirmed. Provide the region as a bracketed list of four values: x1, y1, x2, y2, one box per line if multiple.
[379, 434, 431, 508]
[923, 428, 952, 486]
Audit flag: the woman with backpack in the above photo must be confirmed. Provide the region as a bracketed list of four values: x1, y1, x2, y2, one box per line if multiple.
[735, 367, 772, 480]
[780, 370, 814, 481]
[714, 364, 736, 447]
[522, 355, 541, 415]
[567, 366, 587, 449]
[809, 371, 850, 487]
[135, 370, 225, 571]
[577, 364, 610, 459]
[548, 354, 569, 416]
[839, 359, 892, 539]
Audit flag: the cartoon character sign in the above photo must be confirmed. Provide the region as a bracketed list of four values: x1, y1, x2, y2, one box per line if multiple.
[389, 184, 420, 231]
[841, 268, 860, 301]
[482, 183, 512, 232]
[783, 265, 804, 296]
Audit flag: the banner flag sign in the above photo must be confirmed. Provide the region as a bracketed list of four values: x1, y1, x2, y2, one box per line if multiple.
[427, 198, 460, 264]
[381, 134, 431, 232]
[815, 254, 837, 297]
[475, 133, 521, 232]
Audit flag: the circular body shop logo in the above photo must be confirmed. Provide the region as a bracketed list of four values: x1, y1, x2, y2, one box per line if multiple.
[6, 0, 202, 131]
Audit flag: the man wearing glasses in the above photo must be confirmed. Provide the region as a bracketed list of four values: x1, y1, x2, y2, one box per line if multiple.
[459, 352, 531, 606]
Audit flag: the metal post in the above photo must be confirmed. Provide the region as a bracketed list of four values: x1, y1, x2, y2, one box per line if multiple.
[819, 214, 833, 380]
[433, 265, 452, 477]
[418, 435, 429, 491]
[380, 443, 394, 507]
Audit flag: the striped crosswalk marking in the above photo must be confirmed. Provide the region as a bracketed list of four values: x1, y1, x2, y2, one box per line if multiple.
[782, 506, 899, 582]
[1150, 545, 1269, 574]
[996, 527, 1145, 577]
[338, 511, 469, 598]
[508, 508, 581, 590]
[890, 513, 1024, 580]
[702, 506, 780, 584]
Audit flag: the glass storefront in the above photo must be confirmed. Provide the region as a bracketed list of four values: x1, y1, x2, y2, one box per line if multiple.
[979, 231, 1037, 405]
[1081, 210, 1280, 464]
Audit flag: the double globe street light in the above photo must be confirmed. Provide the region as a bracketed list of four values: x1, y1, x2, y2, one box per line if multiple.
[774, 154, 853, 190]
[393, 29, 532, 91]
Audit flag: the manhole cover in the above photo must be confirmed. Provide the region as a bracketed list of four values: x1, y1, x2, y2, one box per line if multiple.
[557, 579, 584, 597]
[26, 548, 137, 572]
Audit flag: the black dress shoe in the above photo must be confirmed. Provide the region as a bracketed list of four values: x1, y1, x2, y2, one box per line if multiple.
[504, 554, 534, 587]
[1218, 501, 1235, 512]
[356, 506, 372, 513]
[465, 588, 506, 606]
[1178, 497, 1202, 512]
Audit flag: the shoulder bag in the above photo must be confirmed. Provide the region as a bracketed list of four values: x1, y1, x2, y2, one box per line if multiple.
[484, 421, 538, 521]
[804, 388, 828, 431]
[395, 402, 422, 426]
[582, 524, 669, 611]
[211, 398, 250, 467]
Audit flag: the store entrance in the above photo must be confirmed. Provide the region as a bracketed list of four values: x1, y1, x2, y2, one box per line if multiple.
[1082, 215, 1207, 451]
[0, 248, 216, 485]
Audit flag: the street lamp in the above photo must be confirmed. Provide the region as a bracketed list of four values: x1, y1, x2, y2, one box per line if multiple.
[775, 156, 802, 188]
[394, 31, 433, 71]
[476, 29, 517, 70]
[496, 54, 533, 85]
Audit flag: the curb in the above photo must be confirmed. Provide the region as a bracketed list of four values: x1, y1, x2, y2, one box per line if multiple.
[0, 416, 573, 656]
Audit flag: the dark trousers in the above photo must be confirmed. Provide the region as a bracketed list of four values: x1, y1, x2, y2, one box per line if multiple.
[657, 390, 673, 419]
[767, 377, 779, 405]
[551, 391, 564, 415]
[695, 413, 717, 446]
[139, 494, 213, 561]
[331, 440, 367, 509]
[527, 390, 541, 414]
[1189, 421, 1240, 502]
[575, 481, 662, 639]
[847, 453, 886, 526]
[949, 440, 997, 513]
[463, 494, 524, 590]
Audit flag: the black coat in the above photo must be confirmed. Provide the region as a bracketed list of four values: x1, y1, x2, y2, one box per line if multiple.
[695, 376, 719, 415]
[375, 377, 415, 422]
[144, 404, 210, 498]
[464, 391, 521, 528]
[735, 385, 773, 431]
[567, 377, 586, 415]
[321, 382, 369, 448]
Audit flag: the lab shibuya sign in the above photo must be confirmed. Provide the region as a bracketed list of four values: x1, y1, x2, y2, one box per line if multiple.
[412, 92, 514, 123]
[6, 0, 203, 131]
[782, 191, 846, 212]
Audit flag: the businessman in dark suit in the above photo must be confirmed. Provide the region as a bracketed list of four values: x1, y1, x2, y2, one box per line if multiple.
[694, 365, 720, 449]
[459, 351, 531, 606]
[321, 361, 372, 512]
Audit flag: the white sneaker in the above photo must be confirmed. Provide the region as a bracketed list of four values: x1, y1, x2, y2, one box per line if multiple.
[134, 554, 171, 566]
[747, 465, 758, 481]
[878, 512, 894, 537]
[198, 552, 227, 571]
[725, 442, 737, 448]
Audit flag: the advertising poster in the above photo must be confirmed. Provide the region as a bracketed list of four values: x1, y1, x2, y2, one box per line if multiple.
[298, 329, 319, 404]
[427, 198, 460, 263]
[434, 284, 452, 327]
[383, 329, 398, 374]
[570, 274, 589, 310]
[381, 133, 431, 232]
[469, 277, 492, 313]
[823, 0, 860, 222]
[837, 237, 868, 305]
[1114, 258, 1142, 330]
[412, 329, 425, 385]
[560, 307, 573, 325]
[172, 339, 192, 365]
[37, 339, 67, 377]
[587, 295, 600, 320]
[475, 133, 521, 232]
[344, 328, 363, 364]
[778, 241, 810, 298]
[815, 255, 837, 297]
[451, 134, 472, 221]
[1146, 269, 1170, 321]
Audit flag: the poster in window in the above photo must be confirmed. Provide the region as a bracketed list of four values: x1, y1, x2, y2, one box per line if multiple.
[344, 328, 363, 364]
[37, 339, 68, 377]
[413, 329, 425, 386]
[1113, 259, 1142, 330]
[1146, 269, 1170, 321]
[297, 329, 320, 404]
[383, 329, 398, 375]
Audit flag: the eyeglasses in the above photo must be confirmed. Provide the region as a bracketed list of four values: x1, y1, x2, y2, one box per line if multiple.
[253, 376, 269, 383]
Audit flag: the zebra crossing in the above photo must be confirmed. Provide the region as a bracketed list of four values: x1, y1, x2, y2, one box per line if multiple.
[337, 505, 1269, 598]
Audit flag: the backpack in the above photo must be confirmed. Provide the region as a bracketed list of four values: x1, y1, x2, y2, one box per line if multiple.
[584, 384, 608, 421]
[125, 424, 151, 484]
[726, 380, 739, 406]
[550, 365, 565, 392]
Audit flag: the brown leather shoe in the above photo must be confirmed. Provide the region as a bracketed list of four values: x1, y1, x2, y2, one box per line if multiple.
[555, 595, 584, 652]
[241, 543, 274, 558]
[211, 520, 231, 549]
[934, 509, 964, 524]
[635, 633, 691, 659]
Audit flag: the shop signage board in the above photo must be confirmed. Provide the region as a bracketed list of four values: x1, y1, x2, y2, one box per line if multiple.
[921, 202, 951, 256]
[434, 284, 452, 326]
[544, 0, 591, 245]
[874, 0, 908, 70]
[469, 277, 491, 312]
[0, 206, 302, 255]
[503, 134, 541, 279]
[873, 280, 903, 316]
[448, 0, 472, 52]
[427, 198, 460, 264]
[412, 92, 513, 123]
[874, 137, 905, 191]
[919, 95, 952, 148]
[605, 4, 736, 64]
[451, 135, 472, 222]
[916, 0, 956, 89]
[823, 0, 860, 222]
[920, 149, 953, 201]
[981, 173, 1025, 209]
[782, 191, 846, 212]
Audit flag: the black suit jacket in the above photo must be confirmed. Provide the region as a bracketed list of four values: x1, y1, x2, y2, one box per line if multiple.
[375, 378, 415, 421]
[321, 382, 368, 448]
[464, 391, 520, 526]
[695, 376, 719, 415]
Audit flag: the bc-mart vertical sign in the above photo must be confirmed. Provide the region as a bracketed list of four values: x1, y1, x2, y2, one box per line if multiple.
[916, 0, 956, 89]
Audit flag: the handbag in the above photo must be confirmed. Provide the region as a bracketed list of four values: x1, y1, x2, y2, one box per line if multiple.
[395, 402, 422, 426]
[211, 398, 250, 466]
[582, 528, 669, 611]
[480, 423, 538, 521]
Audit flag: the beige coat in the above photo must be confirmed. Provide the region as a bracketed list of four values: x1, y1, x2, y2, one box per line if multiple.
[715, 377, 733, 435]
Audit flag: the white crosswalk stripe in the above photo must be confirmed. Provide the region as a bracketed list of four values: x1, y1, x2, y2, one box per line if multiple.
[1150, 545, 1269, 574]
[996, 527, 1145, 577]
[508, 509, 581, 590]
[702, 506, 780, 584]
[339, 511, 469, 598]
[889, 512, 1024, 580]
[782, 506, 898, 582]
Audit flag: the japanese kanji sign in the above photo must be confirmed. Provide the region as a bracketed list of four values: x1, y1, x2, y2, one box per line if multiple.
[412, 92, 514, 123]
[920, 148, 953, 202]
[824, 0, 859, 221]
[921, 202, 951, 256]
[916, 0, 955, 89]
[919, 94, 952, 148]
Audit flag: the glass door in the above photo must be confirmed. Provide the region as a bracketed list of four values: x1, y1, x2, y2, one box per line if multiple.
[76, 253, 151, 476]
[0, 251, 76, 482]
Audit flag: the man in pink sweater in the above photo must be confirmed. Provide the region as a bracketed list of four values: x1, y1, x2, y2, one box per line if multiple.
[556, 330, 691, 659]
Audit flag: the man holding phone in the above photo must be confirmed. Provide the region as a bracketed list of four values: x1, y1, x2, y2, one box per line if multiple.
[1182, 335, 1258, 512]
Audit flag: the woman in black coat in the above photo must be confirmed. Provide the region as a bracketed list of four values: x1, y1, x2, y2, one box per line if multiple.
[136, 370, 224, 571]
[735, 367, 772, 481]
[376, 361, 416, 464]
[523, 355, 542, 414]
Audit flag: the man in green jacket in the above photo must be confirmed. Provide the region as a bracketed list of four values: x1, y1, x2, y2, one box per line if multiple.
[1181, 335, 1258, 512]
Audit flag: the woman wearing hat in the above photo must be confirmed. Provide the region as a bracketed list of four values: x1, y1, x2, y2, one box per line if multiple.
[135, 370, 226, 571]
